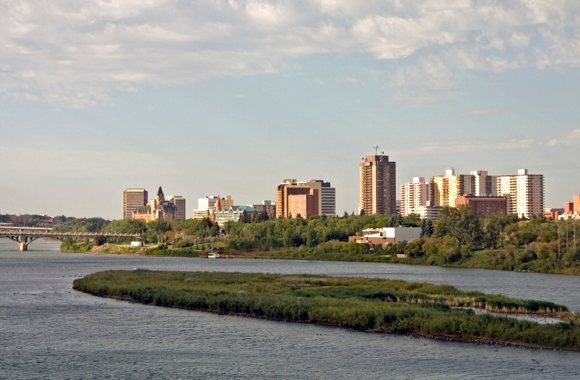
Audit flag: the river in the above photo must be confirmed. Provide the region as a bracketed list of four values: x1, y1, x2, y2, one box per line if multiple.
[1, 239, 579, 379]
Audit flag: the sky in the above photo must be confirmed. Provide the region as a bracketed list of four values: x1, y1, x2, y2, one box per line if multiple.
[1, 0, 579, 219]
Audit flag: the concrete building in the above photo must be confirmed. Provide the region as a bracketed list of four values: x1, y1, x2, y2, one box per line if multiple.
[122, 188, 148, 219]
[413, 202, 443, 220]
[276, 179, 321, 218]
[455, 195, 507, 218]
[132, 186, 179, 223]
[401, 177, 427, 217]
[167, 196, 186, 220]
[253, 200, 276, 219]
[359, 154, 397, 215]
[496, 169, 544, 219]
[305, 179, 336, 216]
[470, 170, 496, 196]
[574, 194, 580, 214]
[349, 226, 421, 247]
[431, 169, 475, 208]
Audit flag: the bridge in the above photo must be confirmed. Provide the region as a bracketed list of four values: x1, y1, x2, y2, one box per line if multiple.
[0, 227, 141, 251]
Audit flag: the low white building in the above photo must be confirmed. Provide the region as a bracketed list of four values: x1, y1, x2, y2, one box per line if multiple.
[350, 226, 421, 246]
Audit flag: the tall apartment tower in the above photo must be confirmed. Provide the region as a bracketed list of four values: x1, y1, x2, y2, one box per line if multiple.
[496, 169, 544, 218]
[122, 188, 148, 219]
[307, 179, 336, 216]
[431, 169, 475, 208]
[276, 179, 320, 218]
[470, 170, 496, 196]
[401, 177, 427, 217]
[167, 196, 186, 220]
[359, 154, 396, 215]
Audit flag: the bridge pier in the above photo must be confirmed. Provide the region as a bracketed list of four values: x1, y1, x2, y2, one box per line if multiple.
[3, 235, 38, 252]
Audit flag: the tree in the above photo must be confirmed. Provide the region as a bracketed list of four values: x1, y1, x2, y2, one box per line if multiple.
[403, 214, 421, 227]
[435, 206, 482, 247]
[421, 219, 434, 237]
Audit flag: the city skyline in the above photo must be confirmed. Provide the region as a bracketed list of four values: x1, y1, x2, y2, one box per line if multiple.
[1, 1, 580, 218]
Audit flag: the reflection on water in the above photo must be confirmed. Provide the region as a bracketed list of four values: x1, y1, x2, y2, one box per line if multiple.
[1, 240, 579, 379]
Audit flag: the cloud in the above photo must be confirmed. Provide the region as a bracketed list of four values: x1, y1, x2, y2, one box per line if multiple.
[396, 129, 580, 157]
[546, 129, 580, 146]
[1, 0, 580, 107]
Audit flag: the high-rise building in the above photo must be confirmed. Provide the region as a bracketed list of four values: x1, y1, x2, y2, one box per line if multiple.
[167, 196, 186, 220]
[307, 180, 336, 216]
[470, 170, 496, 196]
[276, 179, 320, 218]
[431, 169, 475, 208]
[401, 177, 427, 217]
[122, 188, 148, 219]
[574, 194, 580, 214]
[496, 169, 544, 218]
[359, 154, 396, 215]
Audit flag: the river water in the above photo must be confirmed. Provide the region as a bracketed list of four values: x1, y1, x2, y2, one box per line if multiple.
[1, 240, 579, 379]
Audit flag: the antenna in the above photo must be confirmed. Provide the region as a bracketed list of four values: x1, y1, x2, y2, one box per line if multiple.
[373, 145, 380, 155]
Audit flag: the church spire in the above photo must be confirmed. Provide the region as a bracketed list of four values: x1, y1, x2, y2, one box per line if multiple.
[215, 195, 221, 212]
[156, 186, 165, 203]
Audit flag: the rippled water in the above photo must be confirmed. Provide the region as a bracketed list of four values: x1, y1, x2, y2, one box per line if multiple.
[1, 240, 579, 379]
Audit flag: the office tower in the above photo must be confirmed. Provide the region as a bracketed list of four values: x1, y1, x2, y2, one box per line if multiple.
[431, 169, 475, 208]
[167, 196, 186, 220]
[359, 154, 396, 215]
[401, 177, 427, 217]
[307, 179, 336, 216]
[496, 169, 544, 218]
[276, 179, 320, 218]
[122, 188, 148, 219]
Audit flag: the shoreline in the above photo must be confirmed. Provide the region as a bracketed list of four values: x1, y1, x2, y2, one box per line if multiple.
[61, 243, 580, 277]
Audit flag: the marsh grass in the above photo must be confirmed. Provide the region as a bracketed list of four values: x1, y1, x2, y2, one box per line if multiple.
[73, 271, 580, 351]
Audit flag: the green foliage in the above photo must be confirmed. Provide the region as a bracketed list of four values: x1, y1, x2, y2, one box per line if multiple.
[74, 271, 578, 351]
[103, 219, 146, 234]
[435, 206, 481, 246]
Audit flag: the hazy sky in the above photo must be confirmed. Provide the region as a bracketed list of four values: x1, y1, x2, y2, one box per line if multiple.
[1, 0, 579, 219]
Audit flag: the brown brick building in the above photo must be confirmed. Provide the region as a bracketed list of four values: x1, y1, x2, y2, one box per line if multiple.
[276, 180, 320, 218]
[455, 195, 507, 218]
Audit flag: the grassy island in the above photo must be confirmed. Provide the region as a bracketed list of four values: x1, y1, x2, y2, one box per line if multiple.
[73, 271, 580, 351]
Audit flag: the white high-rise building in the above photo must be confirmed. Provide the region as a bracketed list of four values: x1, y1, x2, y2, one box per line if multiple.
[496, 169, 544, 218]
[401, 177, 427, 217]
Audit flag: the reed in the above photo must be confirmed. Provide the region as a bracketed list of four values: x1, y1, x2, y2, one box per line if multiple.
[73, 271, 580, 351]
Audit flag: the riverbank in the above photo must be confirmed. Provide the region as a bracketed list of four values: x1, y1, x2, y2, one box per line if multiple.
[73, 270, 580, 351]
[61, 242, 580, 275]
